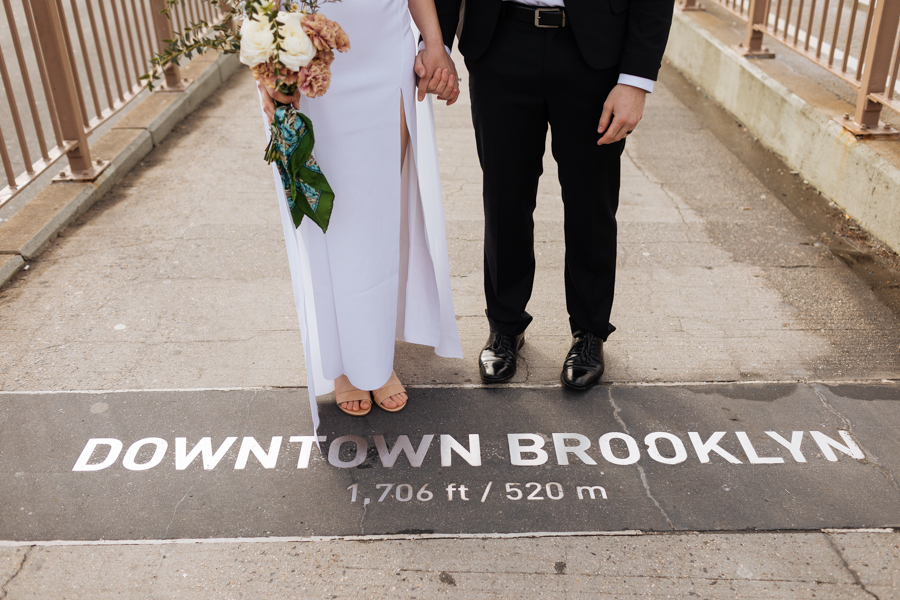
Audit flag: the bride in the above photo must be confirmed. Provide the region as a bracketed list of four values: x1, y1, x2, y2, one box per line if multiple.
[258, 0, 463, 425]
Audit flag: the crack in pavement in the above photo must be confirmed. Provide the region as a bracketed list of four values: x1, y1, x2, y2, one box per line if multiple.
[517, 350, 531, 383]
[605, 388, 676, 531]
[359, 493, 369, 536]
[163, 476, 206, 539]
[811, 383, 899, 491]
[241, 390, 260, 433]
[624, 146, 696, 232]
[0, 546, 32, 599]
[824, 533, 881, 599]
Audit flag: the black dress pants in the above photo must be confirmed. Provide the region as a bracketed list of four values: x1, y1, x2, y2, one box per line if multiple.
[466, 13, 625, 340]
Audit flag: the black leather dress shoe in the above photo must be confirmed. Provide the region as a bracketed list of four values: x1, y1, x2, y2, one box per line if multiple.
[561, 331, 605, 389]
[479, 331, 525, 383]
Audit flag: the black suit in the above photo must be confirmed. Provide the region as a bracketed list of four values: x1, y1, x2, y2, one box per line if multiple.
[438, 0, 674, 77]
[435, 0, 673, 340]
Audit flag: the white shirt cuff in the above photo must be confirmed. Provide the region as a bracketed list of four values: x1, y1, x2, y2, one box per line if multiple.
[418, 40, 452, 55]
[617, 74, 654, 93]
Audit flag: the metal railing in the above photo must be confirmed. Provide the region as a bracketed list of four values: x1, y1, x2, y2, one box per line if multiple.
[0, 0, 225, 208]
[686, 0, 900, 136]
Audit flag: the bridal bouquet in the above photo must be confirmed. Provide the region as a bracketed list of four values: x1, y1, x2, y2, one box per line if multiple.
[241, 7, 350, 98]
[145, 0, 350, 233]
[242, 5, 350, 232]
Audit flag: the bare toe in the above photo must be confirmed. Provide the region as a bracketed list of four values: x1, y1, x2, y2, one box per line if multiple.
[373, 372, 407, 411]
[383, 392, 407, 409]
[336, 374, 372, 414]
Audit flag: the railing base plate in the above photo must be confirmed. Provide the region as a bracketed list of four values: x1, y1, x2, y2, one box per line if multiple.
[734, 44, 776, 59]
[152, 78, 194, 93]
[53, 160, 111, 183]
[679, 2, 707, 10]
[835, 115, 900, 139]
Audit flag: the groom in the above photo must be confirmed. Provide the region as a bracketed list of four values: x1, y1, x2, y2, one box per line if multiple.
[420, 0, 673, 389]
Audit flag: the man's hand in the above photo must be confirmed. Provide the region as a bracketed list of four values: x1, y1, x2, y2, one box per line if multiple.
[597, 84, 647, 145]
[415, 47, 460, 105]
[258, 81, 301, 123]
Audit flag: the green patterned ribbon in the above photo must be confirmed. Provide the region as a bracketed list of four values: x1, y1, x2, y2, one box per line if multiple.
[264, 104, 335, 232]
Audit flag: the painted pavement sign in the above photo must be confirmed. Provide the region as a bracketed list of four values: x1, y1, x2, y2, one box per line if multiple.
[0, 382, 898, 541]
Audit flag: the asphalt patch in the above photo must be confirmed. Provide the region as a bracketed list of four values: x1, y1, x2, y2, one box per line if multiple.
[0, 382, 898, 541]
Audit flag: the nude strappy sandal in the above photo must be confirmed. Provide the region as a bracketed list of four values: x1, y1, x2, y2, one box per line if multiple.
[373, 371, 407, 413]
[335, 386, 372, 417]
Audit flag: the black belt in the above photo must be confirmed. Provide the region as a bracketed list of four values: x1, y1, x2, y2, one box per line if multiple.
[501, 2, 568, 28]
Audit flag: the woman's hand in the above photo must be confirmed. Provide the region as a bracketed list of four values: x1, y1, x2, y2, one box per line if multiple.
[408, 0, 459, 105]
[258, 81, 301, 123]
[414, 46, 460, 106]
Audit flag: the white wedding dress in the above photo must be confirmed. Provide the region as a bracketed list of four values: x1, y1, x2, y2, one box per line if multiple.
[262, 0, 462, 431]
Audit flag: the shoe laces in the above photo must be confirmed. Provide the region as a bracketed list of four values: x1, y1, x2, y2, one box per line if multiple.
[577, 333, 597, 358]
[488, 332, 504, 351]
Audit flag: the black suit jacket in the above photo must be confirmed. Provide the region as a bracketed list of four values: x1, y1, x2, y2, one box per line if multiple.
[435, 0, 674, 81]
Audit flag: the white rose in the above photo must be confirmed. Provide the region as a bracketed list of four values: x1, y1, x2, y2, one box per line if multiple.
[276, 12, 317, 71]
[240, 17, 276, 67]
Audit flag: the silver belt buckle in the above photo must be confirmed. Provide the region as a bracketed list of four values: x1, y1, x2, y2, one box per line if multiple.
[534, 7, 565, 28]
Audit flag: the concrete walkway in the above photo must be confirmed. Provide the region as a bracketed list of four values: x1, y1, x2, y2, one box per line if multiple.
[0, 54, 899, 597]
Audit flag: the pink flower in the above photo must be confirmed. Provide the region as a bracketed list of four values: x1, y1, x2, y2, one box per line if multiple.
[296, 65, 310, 90]
[252, 61, 278, 90]
[253, 60, 301, 95]
[301, 13, 351, 53]
[300, 51, 334, 98]
[318, 49, 335, 67]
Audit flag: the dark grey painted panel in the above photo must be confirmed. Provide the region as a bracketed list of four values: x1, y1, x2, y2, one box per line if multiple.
[0, 383, 897, 541]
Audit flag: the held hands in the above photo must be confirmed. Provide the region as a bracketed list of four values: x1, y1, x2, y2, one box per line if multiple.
[258, 81, 301, 123]
[414, 46, 460, 105]
[597, 84, 647, 145]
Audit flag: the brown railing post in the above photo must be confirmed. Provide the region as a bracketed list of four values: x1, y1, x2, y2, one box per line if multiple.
[150, 0, 189, 91]
[741, 0, 776, 57]
[680, 0, 707, 11]
[850, 0, 900, 133]
[30, 0, 105, 181]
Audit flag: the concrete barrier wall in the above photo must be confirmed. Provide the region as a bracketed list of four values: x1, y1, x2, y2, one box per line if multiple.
[664, 11, 900, 254]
